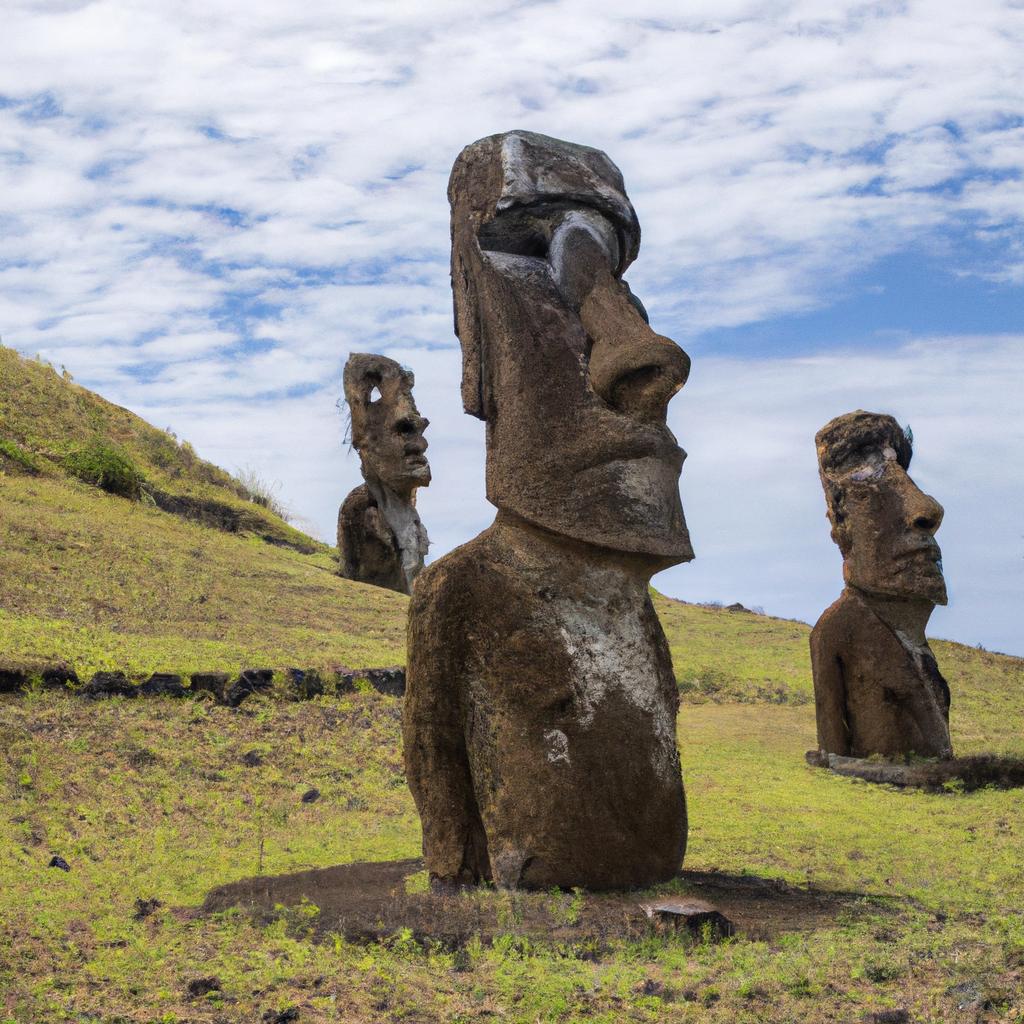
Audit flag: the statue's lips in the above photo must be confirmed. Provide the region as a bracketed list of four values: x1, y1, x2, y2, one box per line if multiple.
[575, 431, 685, 473]
[896, 539, 942, 563]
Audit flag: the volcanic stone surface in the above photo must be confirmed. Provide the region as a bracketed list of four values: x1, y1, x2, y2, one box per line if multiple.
[810, 411, 952, 760]
[337, 353, 430, 595]
[403, 131, 693, 891]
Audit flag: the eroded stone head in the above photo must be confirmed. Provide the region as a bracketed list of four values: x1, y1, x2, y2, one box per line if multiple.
[448, 130, 692, 567]
[344, 353, 430, 499]
[816, 410, 946, 605]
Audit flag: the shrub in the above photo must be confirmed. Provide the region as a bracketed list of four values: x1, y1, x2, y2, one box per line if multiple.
[63, 440, 144, 499]
[0, 438, 42, 474]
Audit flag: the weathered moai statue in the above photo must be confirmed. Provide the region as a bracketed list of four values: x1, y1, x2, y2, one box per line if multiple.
[403, 131, 693, 891]
[811, 410, 952, 760]
[337, 354, 430, 595]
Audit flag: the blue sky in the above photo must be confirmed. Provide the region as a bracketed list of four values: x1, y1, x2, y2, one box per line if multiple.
[1, 0, 1022, 654]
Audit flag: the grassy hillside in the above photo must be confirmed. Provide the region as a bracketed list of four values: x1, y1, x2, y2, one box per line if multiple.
[1, 694, 1022, 1023]
[0, 344, 320, 554]
[2, 345, 1023, 1022]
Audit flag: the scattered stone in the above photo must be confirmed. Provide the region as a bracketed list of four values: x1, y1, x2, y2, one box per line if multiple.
[807, 752, 1024, 793]
[189, 671, 230, 701]
[335, 667, 406, 697]
[0, 667, 30, 693]
[81, 671, 136, 698]
[48, 855, 71, 872]
[224, 669, 275, 708]
[811, 411, 952, 760]
[133, 897, 163, 920]
[301, 788, 321, 804]
[40, 664, 79, 689]
[636, 978, 664, 997]
[186, 975, 221, 998]
[338, 354, 431, 595]
[287, 667, 323, 701]
[864, 1010, 910, 1024]
[241, 750, 264, 768]
[405, 131, 691, 890]
[139, 672, 186, 697]
[261, 1008, 299, 1024]
[947, 981, 989, 1011]
[639, 899, 735, 940]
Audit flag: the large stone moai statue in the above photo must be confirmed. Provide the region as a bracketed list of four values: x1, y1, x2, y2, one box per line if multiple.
[403, 131, 693, 891]
[811, 410, 952, 760]
[337, 354, 430, 595]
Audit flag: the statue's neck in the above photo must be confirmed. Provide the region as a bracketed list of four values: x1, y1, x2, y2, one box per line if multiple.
[493, 509, 655, 587]
[849, 586, 933, 647]
[364, 471, 415, 508]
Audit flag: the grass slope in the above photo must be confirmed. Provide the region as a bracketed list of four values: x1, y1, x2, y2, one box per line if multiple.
[0, 344, 320, 553]
[1, 693, 1022, 1023]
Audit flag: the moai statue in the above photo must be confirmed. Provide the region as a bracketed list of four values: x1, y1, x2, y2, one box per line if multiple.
[811, 410, 952, 760]
[337, 354, 430, 595]
[403, 131, 693, 891]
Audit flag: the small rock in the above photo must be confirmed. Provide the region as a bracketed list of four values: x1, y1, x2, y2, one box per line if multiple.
[864, 1011, 910, 1024]
[139, 673, 186, 697]
[133, 897, 163, 920]
[40, 664, 79, 689]
[224, 668, 275, 708]
[946, 981, 989, 1012]
[367, 667, 406, 697]
[241, 750, 264, 767]
[262, 1009, 299, 1024]
[725, 602, 749, 613]
[287, 667, 323, 701]
[637, 978, 664, 997]
[639, 898, 735, 940]
[48, 855, 71, 872]
[0, 667, 30, 693]
[82, 671, 136, 699]
[189, 671, 230, 700]
[301, 788, 320, 804]
[186, 975, 221, 998]
[805, 749, 829, 768]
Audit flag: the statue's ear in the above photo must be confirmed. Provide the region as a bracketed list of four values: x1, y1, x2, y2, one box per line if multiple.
[452, 248, 485, 420]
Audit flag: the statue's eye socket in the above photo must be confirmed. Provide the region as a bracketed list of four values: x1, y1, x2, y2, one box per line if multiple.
[395, 418, 416, 435]
[477, 216, 549, 259]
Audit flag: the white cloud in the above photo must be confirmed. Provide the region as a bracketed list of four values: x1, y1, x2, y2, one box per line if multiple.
[1, 0, 1023, 652]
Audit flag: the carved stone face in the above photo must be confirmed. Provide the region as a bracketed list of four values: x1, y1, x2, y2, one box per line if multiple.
[344, 353, 430, 499]
[448, 131, 692, 566]
[817, 411, 946, 605]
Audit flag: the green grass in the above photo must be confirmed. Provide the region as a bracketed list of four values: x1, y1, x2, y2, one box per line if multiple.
[2, 340, 1023, 1021]
[1, 694, 1021, 1023]
[0, 475, 405, 676]
[0, 343, 324, 553]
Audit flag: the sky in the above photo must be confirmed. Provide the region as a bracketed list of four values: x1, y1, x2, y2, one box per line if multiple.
[1, 0, 1022, 654]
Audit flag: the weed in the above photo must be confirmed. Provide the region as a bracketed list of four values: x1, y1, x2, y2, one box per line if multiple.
[63, 439, 144, 499]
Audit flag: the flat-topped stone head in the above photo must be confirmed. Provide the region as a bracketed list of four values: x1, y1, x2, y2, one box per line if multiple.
[816, 410, 946, 606]
[344, 353, 430, 499]
[448, 130, 692, 567]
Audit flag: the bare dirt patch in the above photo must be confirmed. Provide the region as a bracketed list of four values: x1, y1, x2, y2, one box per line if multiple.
[203, 858, 889, 947]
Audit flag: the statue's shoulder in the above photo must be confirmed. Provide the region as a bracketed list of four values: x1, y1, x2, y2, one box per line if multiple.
[812, 589, 874, 651]
[411, 529, 532, 624]
[340, 483, 374, 516]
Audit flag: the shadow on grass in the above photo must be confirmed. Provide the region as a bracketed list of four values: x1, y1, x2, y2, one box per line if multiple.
[203, 858, 895, 947]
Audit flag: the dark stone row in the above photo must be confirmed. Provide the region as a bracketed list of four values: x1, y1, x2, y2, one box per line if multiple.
[0, 664, 406, 703]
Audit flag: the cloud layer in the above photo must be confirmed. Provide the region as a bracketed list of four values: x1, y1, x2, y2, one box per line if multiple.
[1, 0, 1022, 651]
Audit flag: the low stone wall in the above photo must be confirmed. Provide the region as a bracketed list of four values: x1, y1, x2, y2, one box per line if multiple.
[0, 664, 405, 704]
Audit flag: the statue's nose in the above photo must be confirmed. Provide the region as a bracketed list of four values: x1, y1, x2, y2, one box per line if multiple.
[582, 266, 690, 423]
[902, 475, 943, 535]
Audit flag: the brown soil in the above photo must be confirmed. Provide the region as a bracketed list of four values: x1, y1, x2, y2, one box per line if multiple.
[202, 859, 890, 947]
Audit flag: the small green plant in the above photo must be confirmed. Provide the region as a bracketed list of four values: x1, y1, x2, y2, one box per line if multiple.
[63, 439, 143, 498]
[0, 438, 42, 474]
